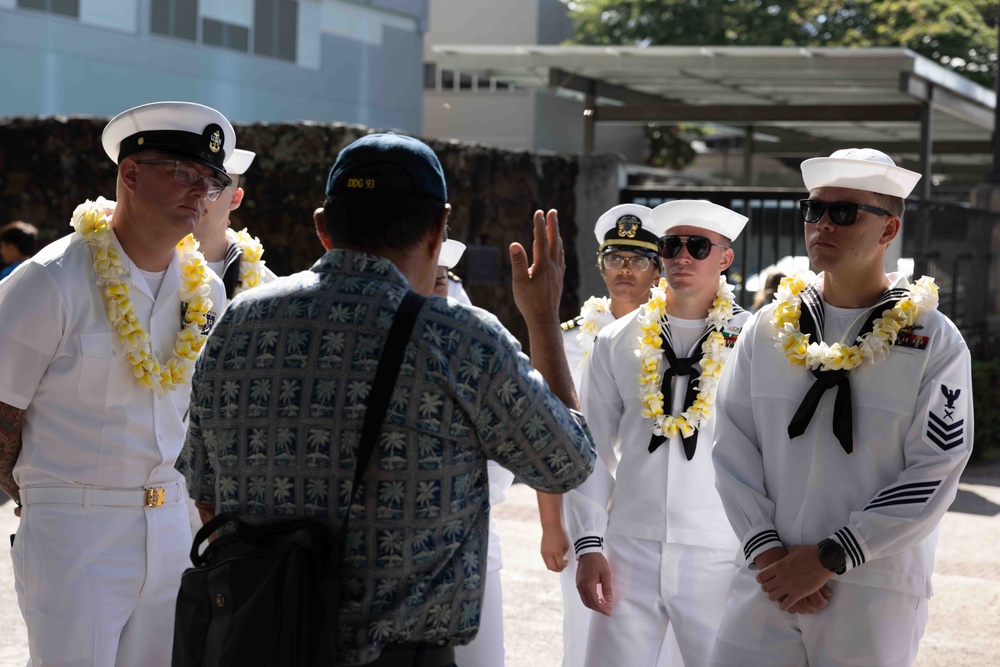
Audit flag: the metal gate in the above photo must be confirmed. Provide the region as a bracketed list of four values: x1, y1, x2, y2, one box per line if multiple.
[622, 186, 1000, 358]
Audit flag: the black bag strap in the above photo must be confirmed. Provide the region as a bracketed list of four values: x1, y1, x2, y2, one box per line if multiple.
[190, 289, 426, 563]
[344, 289, 426, 525]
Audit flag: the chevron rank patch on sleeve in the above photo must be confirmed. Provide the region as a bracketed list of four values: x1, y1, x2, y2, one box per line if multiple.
[924, 380, 967, 452]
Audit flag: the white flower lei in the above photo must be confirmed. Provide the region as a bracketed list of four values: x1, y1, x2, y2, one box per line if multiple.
[635, 276, 736, 438]
[576, 296, 611, 367]
[771, 273, 939, 371]
[229, 227, 266, 297]
[70, 197, 213, 394]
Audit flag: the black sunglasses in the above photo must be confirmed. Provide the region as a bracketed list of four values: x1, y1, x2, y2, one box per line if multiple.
[657, 235, 729, 260]
[799, 200, 892, 226]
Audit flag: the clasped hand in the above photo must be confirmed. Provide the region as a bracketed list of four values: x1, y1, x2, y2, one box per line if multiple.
[755, 545, 833, 614]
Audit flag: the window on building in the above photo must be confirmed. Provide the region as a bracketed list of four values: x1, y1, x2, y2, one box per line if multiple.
[425, 64, 516, 93]
[254, 0, 297, 62]
[203, 18, 250, 53]
[16, 0, 79, 18]
[151, 0, 198, 42]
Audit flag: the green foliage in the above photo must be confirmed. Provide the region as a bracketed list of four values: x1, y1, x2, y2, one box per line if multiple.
[566, 0, 997, 168]
[567, 0, 997, 86]
[971, 358, 1000, 463]
[803, 1, 996, 87]
[645, 123, 707, 169]
[569, 0, 803, 47]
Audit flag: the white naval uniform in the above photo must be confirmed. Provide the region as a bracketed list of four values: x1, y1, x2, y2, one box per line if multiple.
[450, 279, 512, 667]
[711, 273, 973, 667]
[0, 230, 224, 666]
[454, 462, 515, 667]
[559, 306, 616, 667]
[567, 307, 750, 667]
[209, 229, 278, 312]
[446, 272, 472, 306]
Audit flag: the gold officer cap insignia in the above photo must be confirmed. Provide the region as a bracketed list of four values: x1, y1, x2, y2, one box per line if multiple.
[209, 129, 222, 154]
[616, 215, 641, 239]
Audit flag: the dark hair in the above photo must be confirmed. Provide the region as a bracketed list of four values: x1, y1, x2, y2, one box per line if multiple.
[874, 193, 905, 220]
[753, 271, 786, 312]
[323, 191, 446, 252]
[0, 221, 39, 257]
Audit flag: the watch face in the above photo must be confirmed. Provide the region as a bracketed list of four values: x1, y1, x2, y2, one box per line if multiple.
[819, 540, 846, 571]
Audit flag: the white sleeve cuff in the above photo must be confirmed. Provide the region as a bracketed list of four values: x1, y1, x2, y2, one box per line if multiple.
[573, 531, 604, 558]
[829, 525, 869, 574]
[741, 525, 783, 567]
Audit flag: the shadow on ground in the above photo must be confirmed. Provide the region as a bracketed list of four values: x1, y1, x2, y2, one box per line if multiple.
[948, 488, 1000, 516]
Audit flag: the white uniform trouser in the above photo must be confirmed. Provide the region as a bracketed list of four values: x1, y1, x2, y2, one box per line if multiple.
[585, 536, 733, 667]
[563, 553, 685, 667]
[561, 552, 593, 667]
[711, 565, 928, 667]
[454, 517, 505, 667]
[12, 486, 191, 666]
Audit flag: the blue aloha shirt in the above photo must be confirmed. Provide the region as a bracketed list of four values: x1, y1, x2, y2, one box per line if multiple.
[179, 249, 595, 666]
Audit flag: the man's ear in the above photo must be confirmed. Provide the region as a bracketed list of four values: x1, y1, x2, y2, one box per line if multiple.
[119, 158, 139, 193]
[424, 204, 451, 260]
[230, 187, 245, 213]
[718, 247, 735, 273]
[880, 216, 901, 246]
[314, 207, 333, 251]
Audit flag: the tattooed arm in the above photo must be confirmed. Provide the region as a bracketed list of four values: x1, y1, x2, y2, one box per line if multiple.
[0, 401, 24, 504]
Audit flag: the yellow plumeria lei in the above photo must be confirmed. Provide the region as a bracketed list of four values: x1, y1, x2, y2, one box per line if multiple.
[770, 273, 939, 371]
[70, 197, 213, 394]
[576, 296, 611, 367]
[635, 275, 736, 438]
[229, 227, 266, 297]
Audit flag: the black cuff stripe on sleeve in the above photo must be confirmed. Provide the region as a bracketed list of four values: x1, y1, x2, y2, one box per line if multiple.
[574, 536, 603, 554]
[836, 528, 864, 569]
[743, 529, 780, 560]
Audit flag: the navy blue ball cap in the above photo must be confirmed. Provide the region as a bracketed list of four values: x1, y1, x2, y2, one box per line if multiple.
[102, 101, 236, 178]
[326, 132, 447, 202]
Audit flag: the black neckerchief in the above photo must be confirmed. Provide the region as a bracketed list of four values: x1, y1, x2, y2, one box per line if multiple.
[787, 284, 908, 454]
[647, 307, 744, 460]
[221, 240, 243, 300]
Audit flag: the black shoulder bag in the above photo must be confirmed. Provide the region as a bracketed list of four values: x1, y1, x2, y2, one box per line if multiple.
[172, 290, 427, 667]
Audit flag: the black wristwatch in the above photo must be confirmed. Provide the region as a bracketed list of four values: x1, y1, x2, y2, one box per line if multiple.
[817, 538, 847, 574]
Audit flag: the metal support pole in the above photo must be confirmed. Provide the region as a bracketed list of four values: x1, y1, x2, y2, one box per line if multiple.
[743, 126, 754, 186]
[918, 87, 933, 201]
[583, 81, 596, 156]
[991, 3, 1000, 183]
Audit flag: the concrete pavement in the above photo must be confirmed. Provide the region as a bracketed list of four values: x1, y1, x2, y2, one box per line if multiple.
[1, 472, 998, 665]
[491, 473, 1000, 667]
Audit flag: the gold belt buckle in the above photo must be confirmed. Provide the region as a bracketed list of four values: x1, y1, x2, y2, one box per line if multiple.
[144, 487, 165, 507]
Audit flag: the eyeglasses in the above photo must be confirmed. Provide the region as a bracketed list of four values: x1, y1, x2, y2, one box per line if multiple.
[601, 253, 654, 272]
[799, 199, 892, 226]
[135, 160, 232, 202]
[657, 236, 729, 260]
